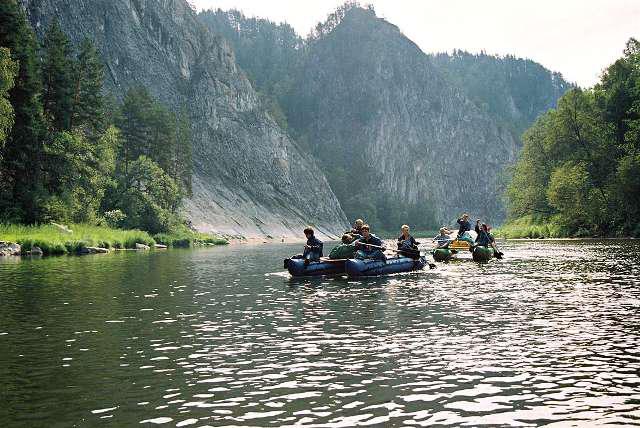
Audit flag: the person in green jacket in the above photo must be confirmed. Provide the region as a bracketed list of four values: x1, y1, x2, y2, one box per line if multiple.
[329, 234, 357, 259]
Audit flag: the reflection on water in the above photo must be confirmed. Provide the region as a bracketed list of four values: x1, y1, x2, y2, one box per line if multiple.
[1, 240, 639, 426]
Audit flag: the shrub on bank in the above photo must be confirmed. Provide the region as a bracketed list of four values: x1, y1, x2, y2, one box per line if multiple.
[153, 226, 228, 248]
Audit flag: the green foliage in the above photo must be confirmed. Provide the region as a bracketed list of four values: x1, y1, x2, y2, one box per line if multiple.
[153, 226, 227, 248]
[0, 12, 194, 237]
[0, 0, 46, 223]
[431, 50, 572, 136]
[493, 216, 565, 239]
[115, 156, 182, 234]
[506, 39, 640, 236]
[0, 223, 155, 255]
[103, 209, 126, 228]
[0, 47, 18, 150]
[42, 126, 117, 223]
[71, 38, 105, 132]
[42, 19, 74, 131]
[116, 87, 192, 195]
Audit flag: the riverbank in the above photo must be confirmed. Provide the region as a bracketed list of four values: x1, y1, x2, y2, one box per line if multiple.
[0, 223, 227, 256]
[494, 216, 640, 239]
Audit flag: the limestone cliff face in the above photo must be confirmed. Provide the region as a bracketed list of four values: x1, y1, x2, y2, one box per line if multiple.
[289, 8, 520, 224]
[20, 0, 348, 239]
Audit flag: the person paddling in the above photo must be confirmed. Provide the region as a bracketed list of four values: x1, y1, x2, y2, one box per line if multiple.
[433, 227, 452, 248]
[397, 224, 419, 256]
[354, 225, 386, 261]
[291, 227, 323, 265]
[475, 223, 503, 258]
[329, 234, 357, 259]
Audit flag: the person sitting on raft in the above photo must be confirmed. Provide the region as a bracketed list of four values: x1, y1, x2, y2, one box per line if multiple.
[456, 213, 474, 244]
[433, 227, 452, 248]
[475, 223, 503, 257]
[291, 227, 323, 265]
[354, 225, 386, 261]
[329, 234, 357, 259]
[397, 224, 419, 254]
[349, 218, 365, 239]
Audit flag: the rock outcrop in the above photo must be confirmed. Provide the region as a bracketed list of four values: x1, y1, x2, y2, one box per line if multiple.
[201, 6, 569, 226]
[288, 7, 520, 224]
[20, 0, 348, 239]
[0, 242, 21, 257]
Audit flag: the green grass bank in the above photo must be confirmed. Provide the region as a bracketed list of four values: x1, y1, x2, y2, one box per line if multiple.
[495, 215, 640, 239]
[493, 217, 564, 239]
[0, 223, 228, 256]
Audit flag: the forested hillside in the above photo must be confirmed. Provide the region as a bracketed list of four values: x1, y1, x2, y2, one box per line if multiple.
[7, 0, 348, 239]
[431, 51, 572, 136]
[0, 2, 192, 233]
[504, 39, 640, 237]
[200, 4, 569, 229]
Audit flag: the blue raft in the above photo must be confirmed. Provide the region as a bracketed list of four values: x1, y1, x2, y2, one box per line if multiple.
[284, 258, 347, 277]
[345, 256, 428, 277]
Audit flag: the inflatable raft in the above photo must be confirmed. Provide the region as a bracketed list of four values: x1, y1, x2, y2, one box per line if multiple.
[432, 248, 453, 262]
[472, 246, 495, 262]
[284, 258, 347, 277]
[345, 256, 428, 277]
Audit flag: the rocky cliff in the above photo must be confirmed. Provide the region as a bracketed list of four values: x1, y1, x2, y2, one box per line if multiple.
[201, 6, 570, 227]
[20, 0, 349, 239]
[288, 7, 520, 225]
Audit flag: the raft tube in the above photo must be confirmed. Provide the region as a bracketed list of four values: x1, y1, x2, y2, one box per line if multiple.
[472, 246, 494, 262]
[285, 258, 346, 277]
[345, 256, 427, 277]
[432, 248, 452, 262]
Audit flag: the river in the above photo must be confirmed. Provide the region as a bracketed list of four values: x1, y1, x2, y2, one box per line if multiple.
[1, 240, 639, 427]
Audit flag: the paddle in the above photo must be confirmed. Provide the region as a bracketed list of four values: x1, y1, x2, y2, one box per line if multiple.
[357, 243, 436, 269]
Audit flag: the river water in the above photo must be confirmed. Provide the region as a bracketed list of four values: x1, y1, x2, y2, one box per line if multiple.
[1, 240, 639, 427]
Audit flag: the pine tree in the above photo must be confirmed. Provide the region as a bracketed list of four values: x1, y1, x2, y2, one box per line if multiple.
[71, 38, 105, 132]
[0, 0, 46, 222]
[0, 47, 18, 150]
[42, 19, 74, 132]
[117, 87, 154, 181]
[148, 102, 176, 174]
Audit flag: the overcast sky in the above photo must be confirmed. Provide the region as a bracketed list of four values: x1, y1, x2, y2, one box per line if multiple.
[190, 0, 640, 87]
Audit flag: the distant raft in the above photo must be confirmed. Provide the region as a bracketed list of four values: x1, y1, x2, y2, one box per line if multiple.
[345, 256, 428, 277]
[284, 258, 347, 277]
[472, 246, 495, 262]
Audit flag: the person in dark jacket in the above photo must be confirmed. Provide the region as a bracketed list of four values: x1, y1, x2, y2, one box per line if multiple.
[354, 225, 386, 260]
[457, 213, 472, 236]
[291, 227, 323, 265]
[475, 223, 503, 257]
[397, 224, 419, 250]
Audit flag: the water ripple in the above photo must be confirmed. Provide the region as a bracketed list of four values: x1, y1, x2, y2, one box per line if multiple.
[1, 240, 639, 426]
